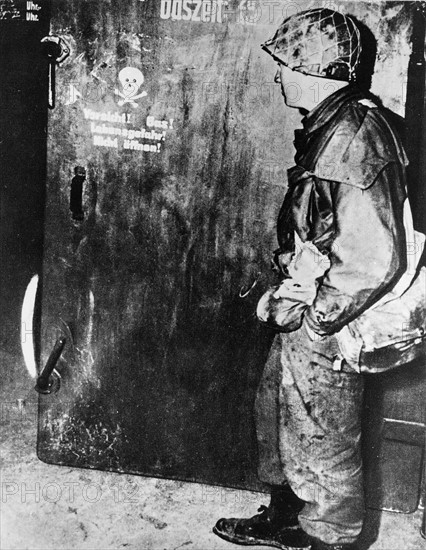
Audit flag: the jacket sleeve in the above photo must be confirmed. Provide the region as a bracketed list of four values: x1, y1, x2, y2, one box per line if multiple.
[304, 163, 407, 336]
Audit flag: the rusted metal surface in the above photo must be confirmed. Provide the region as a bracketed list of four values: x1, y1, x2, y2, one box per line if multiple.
[39, 0, 287, 486]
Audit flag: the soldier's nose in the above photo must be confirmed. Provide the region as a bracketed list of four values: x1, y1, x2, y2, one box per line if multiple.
[274, 69, 281, 84]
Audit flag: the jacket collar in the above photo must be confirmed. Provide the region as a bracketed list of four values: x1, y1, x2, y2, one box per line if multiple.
[302, 85, 366, 136]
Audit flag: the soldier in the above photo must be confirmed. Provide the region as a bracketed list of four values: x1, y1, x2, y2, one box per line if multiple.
[213, 8, 408, 550]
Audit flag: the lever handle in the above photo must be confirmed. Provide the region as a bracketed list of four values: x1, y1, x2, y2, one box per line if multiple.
[40, 36, 71, 109]
[35, 336, 66, 394]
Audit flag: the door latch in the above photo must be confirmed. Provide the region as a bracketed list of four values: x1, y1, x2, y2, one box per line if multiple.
[41, 35, 71, 109]
[35, 336, 66, 394]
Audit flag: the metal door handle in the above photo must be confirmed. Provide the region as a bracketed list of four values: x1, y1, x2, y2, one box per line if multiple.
[41, 35, 71, 109]
[35, 336, 66, 394]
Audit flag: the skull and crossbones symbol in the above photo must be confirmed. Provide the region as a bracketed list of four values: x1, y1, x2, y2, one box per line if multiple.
[115, 67, 147, 108]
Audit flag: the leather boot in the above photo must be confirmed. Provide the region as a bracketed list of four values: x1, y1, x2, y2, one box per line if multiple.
[212, 484, 306, 548]
[213, 520, 358, 550]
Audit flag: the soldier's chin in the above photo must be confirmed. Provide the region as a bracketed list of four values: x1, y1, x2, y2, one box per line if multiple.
[283, 95, 298, 109]
[282, 95, 308, 114]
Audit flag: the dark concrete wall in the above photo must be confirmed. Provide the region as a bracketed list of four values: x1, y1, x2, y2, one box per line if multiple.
[0, 0, 50, 357]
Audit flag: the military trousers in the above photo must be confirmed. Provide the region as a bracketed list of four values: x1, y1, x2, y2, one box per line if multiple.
[255, 323, 365, 545]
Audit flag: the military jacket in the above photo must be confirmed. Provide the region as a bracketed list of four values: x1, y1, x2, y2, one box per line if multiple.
[277, 86, 408, 336]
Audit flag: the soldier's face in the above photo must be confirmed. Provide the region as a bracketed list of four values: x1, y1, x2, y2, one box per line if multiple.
[274, 64, 308, 110]
[274, 63, 346, 112]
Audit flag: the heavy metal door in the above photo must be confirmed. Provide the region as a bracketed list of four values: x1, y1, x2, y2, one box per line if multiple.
[37, 0, 284, 489]
[32, 0, 425, 509]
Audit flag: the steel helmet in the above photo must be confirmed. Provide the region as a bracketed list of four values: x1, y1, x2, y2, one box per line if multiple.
[262, 8, 362, 82]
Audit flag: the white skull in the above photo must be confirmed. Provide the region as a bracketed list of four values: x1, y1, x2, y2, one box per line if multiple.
[118, 67, 144, 99]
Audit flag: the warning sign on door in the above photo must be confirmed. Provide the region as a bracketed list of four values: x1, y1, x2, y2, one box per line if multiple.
[83, 108, 174, 153]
